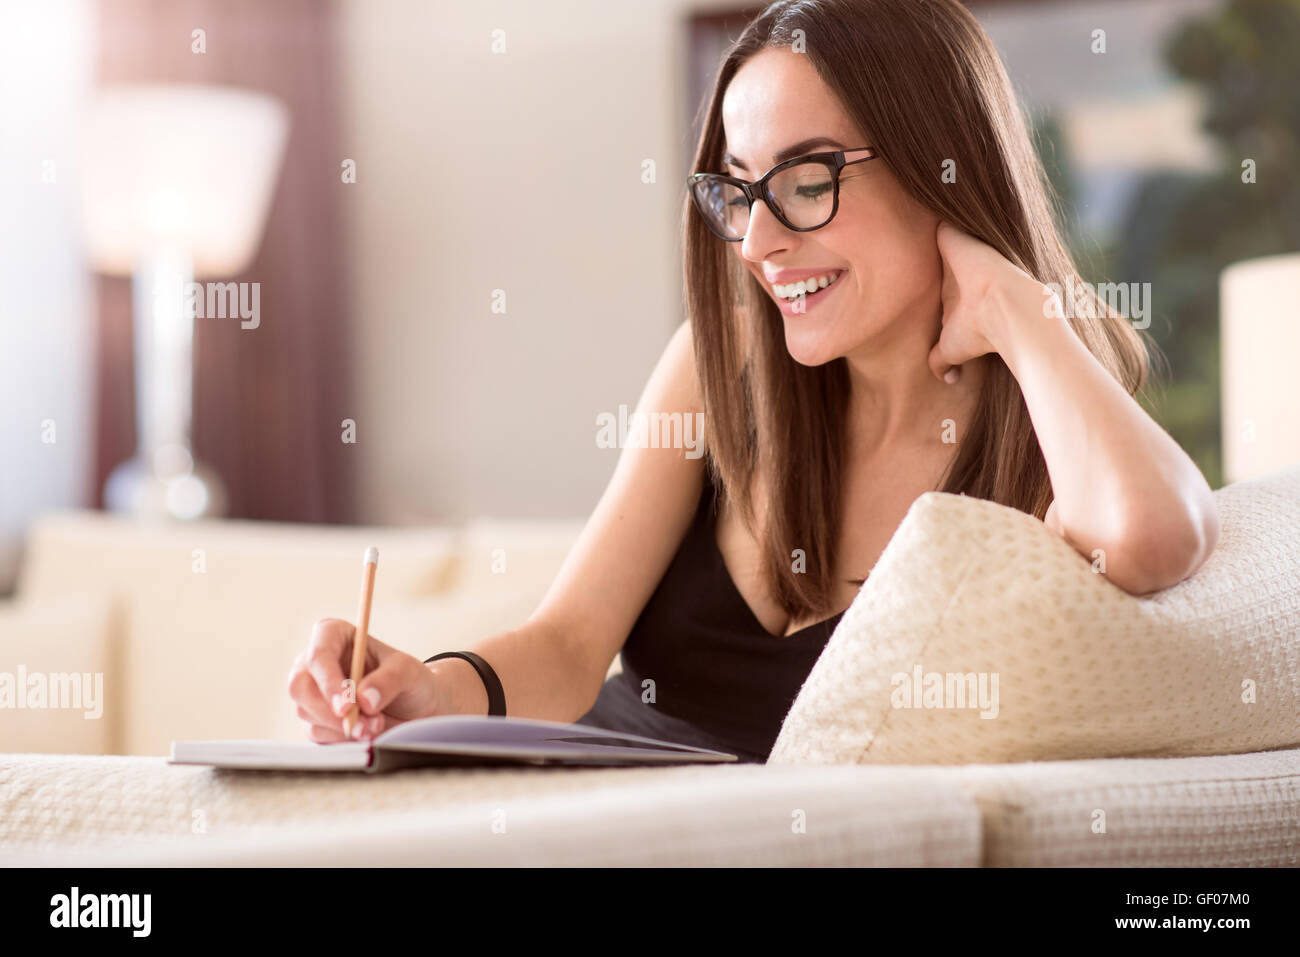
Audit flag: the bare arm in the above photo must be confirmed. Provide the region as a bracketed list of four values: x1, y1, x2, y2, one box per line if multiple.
[992, 288, 1219, 595]
[289, 321, 707, 738]
[929, 221, 1219, 597]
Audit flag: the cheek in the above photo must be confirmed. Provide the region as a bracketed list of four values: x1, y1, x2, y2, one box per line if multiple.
[834, 215, 935, 293]
[825, 227, 940, 322]
[732, 245, 759, 281]
[894, 201, 943, 276]
[874, 244, 942, 312]
[852, 206, 940, 286]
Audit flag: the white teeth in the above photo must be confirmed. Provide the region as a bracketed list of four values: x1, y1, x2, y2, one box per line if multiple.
[773, 271, 840, 300]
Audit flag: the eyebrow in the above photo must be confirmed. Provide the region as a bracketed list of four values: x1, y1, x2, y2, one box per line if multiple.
[722, 136, 849, 172]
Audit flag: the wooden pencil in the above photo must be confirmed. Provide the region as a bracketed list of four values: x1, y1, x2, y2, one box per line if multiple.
[343, 546, 378, 738]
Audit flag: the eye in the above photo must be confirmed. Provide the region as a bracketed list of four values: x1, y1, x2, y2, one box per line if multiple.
[795, 182, 833, 199]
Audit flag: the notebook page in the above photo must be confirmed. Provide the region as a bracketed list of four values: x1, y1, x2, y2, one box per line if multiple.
[169, 739, 371, 771]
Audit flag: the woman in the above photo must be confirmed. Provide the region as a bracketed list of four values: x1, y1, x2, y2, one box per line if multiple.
[287, 0, 1219, 763]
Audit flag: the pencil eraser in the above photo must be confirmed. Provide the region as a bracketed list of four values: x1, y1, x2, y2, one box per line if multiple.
[364, 547, 379, 564]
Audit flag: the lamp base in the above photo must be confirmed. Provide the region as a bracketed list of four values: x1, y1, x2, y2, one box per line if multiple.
[104, 450, 227, 520]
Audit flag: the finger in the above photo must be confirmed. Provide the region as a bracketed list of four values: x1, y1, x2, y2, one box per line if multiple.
[307, 618, 352, 716]
[290, 667, 342, 729]
[285, 650, 308, 695]
[339, 635, 393, 719]
[938, 218, 986, 255]
[287, 664, 338, 727]
[360, 633, 394, 668]
[296, 698, 338, 729]
[936, 219, 962, 259]
[928, 338, 958, 384]
[347, 711, 388, 740]
[286, 653, 306, 698]
[307, 722, 349, 744]
[355, 657, 412, 717]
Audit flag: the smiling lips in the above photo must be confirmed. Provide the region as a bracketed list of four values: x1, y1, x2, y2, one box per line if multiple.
[769, 269, 844, 301]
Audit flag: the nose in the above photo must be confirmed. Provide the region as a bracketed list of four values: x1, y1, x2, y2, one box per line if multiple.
[739, 196, 794, 263]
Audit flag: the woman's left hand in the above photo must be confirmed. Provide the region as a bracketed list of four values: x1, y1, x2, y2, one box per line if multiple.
[927, 219, 1053, 384]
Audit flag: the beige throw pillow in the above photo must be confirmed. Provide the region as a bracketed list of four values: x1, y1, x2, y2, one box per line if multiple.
[770, 465, 1300, 765]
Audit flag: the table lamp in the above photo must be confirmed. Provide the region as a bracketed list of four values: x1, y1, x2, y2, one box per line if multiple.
[1220, 252, 1300, 485]
[81, 83, 288, 519]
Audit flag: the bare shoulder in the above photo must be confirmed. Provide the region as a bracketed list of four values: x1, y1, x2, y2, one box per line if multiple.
[661, 319, 704, 413]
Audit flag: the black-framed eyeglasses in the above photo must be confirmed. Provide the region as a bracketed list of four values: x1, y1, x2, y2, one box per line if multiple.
[688, 147, 877, 241]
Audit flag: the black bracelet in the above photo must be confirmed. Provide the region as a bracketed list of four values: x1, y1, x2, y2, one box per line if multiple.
[423, 651, 507, 716]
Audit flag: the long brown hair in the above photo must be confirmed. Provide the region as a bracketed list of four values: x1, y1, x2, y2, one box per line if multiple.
[684, 0, 1150, 621]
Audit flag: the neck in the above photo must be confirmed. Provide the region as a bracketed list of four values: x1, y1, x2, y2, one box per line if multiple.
[841, 301, 984, 456]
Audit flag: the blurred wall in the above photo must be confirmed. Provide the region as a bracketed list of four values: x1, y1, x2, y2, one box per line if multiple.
[91, 0, 355, 526]
[339, 0, 693, 524]
[0, 0, 95, 593]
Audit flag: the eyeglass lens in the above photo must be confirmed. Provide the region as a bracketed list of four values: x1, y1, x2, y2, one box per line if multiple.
[694, 160, 837, 239]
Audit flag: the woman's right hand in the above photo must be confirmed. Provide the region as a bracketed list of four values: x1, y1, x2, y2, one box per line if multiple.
[286, 618, 441, 743]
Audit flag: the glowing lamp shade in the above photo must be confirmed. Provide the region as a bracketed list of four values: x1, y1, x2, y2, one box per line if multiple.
[82, 84, 288, 520]
[1220, 253, 1300, 485]
[82, 84, 288, 278]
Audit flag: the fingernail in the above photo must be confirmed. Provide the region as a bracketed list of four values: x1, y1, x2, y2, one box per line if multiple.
[351, 721, 366, 740]
[944, 368, 959, 384]
[361, 687, 381, 713]
[331, 694, 344, 715]
[368, 716, 383, 734]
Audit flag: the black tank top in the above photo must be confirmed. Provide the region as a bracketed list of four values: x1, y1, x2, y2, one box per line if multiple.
[575, 470, 845, 763]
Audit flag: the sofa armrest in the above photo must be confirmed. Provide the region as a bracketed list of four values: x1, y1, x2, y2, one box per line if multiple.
[0, 595, 116, 753]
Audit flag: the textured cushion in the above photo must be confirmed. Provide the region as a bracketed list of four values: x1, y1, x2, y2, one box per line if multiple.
[0, 756, 980, 866]
[955, 747, 1300, 866]
[770, 464, 1300, 766]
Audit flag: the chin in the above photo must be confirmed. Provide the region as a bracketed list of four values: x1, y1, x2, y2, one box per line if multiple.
[781, 323, 845, 367]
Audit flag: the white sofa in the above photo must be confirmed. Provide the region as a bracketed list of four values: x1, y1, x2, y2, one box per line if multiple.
[2, 466, 1298, 867]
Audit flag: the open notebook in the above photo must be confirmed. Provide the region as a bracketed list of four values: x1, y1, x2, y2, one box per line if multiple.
[169, 715, 739, 771]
